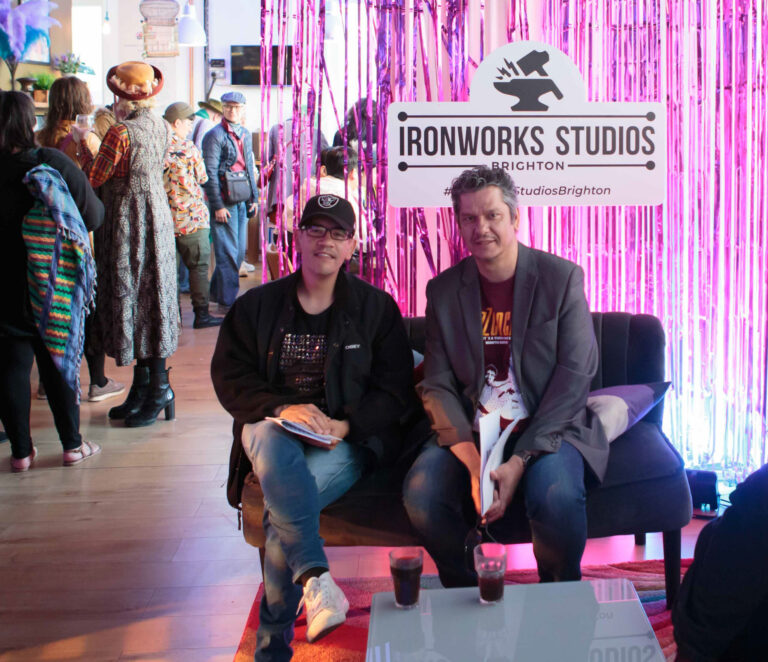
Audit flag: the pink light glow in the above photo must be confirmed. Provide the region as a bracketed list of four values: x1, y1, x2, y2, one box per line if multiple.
[253, 0, 767, 477]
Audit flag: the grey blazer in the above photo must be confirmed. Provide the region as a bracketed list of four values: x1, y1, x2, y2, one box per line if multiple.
[418, 243, 609, 481]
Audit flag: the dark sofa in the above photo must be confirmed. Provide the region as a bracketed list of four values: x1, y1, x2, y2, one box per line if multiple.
[239, 312, 693, 605]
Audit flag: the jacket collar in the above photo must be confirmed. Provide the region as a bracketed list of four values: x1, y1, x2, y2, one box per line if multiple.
[458, 258, 484, 395]
[222, 118, 244, 139]
[281, 267, 357, 316]
[511, 244, 537, 375]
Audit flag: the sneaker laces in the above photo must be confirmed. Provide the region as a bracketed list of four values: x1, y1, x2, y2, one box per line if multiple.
[297, 575, 333, 616]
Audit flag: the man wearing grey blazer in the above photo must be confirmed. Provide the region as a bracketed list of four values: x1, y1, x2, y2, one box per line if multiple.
[403, 166, 608, 587]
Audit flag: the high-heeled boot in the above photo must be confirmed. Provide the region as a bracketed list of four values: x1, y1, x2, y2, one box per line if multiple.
[125, 368, 175, 427]
[108, 366, 150, 420]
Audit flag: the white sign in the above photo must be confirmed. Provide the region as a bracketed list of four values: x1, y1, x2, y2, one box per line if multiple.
[387, 41, 666, 207]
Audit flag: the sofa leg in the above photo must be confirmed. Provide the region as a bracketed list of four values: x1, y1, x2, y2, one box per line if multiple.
[662, 529, 682, 609]
[634, 533, 646, 546]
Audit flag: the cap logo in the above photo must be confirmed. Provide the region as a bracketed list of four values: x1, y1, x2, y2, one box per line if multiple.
[317, 195, 340, 209]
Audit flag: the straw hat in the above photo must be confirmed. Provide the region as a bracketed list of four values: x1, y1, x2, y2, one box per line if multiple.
[106, 61, 164, 100]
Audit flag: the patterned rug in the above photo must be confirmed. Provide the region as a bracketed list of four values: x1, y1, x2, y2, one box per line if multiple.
[234, 558, 692, 662]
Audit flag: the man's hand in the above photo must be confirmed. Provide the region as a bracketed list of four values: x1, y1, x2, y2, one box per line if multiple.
[275, 405, 347, 450]
[248, 202, 257, 216]
[449, 441, 482, 516]
[215, 207, 231, 223]
[327, 419, 350, 441]
[485, 455, 526, 523]
[70, 124, 89, 143]
[278, 403, 331, 433]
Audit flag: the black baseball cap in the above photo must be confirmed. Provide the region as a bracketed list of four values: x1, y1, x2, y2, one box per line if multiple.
[300, 194, 356, 235]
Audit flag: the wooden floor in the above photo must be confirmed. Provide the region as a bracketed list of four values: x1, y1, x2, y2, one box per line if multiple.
[0, 271, 706, 661]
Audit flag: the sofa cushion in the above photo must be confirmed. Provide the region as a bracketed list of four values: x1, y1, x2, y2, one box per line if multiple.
[600, 421, 683, 488]
[587, 382, 670, 442]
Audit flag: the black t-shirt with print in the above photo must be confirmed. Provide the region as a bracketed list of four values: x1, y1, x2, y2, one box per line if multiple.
[277, 298, 332, 411]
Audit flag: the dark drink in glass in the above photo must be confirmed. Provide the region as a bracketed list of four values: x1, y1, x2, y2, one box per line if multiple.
[389, 548, 424, 609]
[473, 543, 506, 604]
[478, 571, 505, 602]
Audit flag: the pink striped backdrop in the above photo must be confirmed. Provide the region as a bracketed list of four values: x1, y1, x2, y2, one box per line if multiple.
[255, 0, 767, 478]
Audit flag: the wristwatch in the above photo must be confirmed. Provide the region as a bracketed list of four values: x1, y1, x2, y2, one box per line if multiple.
[514, 450, 535, 469]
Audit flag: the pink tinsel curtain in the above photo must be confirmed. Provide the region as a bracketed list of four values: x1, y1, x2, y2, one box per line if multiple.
[254, 0, 767, 477]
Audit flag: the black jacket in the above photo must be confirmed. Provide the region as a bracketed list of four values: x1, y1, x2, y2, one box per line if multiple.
[201, 120, 258, 212]
[211, 269, 420, 507]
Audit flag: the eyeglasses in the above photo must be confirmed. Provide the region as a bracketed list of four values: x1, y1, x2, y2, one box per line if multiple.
[301, 225, 353, 241]
[222, 103, 243, 110]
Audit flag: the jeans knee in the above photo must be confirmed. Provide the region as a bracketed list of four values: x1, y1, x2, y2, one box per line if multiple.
[246, 423, 299, 478]
[526, 480, 585, 525]
[403, 466, 439, 526]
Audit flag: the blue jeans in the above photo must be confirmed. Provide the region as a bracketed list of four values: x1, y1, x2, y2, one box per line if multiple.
[242, 421, 370, 662]
[403, 438, 587, 587]
[209, 202, 248, 306]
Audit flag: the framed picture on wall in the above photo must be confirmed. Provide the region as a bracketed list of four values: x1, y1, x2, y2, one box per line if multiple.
[20, 0, 51, 64]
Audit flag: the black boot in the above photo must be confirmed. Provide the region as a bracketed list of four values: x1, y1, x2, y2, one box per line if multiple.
[108, 366, 150, 420]
[125, 368, 175, 427]
[193, 305, 224, 329]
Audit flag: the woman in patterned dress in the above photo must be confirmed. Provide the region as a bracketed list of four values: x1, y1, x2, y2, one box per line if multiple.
[76, 61, 178, 428]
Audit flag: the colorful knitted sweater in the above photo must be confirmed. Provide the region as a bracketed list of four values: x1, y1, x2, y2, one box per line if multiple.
[22, 164, 96, 401]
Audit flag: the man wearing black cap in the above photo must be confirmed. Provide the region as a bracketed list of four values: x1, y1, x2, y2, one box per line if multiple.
[211, 194, 419, 658]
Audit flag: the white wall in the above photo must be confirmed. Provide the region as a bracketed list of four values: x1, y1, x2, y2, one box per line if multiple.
[73, 0, 206, 115]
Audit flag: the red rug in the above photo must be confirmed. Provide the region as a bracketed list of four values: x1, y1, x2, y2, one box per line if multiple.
[234, 559, 692, 662]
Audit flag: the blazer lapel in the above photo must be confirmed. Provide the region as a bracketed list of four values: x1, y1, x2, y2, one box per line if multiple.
[511, 244, 538, 383]
[458, 259, 484, 400]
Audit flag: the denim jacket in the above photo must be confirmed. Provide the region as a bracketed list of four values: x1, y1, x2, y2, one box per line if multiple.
[201, 120, 258, 212]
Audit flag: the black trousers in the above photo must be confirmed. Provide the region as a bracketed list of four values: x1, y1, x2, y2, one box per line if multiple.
[0, 334, 82, 458]
[672, 463, 768, 661]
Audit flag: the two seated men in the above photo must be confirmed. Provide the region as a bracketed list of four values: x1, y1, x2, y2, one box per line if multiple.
[211, 167, 608, 661]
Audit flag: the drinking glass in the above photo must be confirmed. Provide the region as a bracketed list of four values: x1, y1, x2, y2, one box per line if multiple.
[474, 542, 506, 604]
[75, 114, 93, 130]
[389, 547, 423, 609]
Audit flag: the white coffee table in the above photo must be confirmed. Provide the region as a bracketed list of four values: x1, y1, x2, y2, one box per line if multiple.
[366, 578, 665, 662]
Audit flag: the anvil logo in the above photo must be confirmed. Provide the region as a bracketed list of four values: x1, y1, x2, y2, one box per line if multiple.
[494, 49, 564, 111]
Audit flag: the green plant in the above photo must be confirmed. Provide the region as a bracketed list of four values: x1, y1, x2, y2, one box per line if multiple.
[32, 72, 56, 91]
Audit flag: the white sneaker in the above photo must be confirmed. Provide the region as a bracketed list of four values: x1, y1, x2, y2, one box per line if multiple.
[299, 571, 349, 643]
[242, 260, 256, 272]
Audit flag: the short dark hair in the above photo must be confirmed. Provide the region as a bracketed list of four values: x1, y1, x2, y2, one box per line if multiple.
[0, 91, 37, 153]
[324, 146, 358, 180]
[449, 166, 518, 220]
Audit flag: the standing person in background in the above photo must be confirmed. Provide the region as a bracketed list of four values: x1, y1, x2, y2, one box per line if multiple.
[162, 102, 222, 330]
[202, 92, 258, 313]
[182, 98, 222, 294]
[265, 115, 329, 223]
[77, 61, 179, 428]
[0, 91, 104, 471]
[332, 98, 377, 161]
[191, 98, 222, 151]
[93, 105, 116, 141]
[36, 75, 124, 403]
